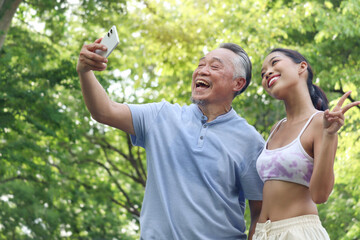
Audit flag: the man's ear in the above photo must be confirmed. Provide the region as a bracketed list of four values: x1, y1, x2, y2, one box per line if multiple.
[233, 77, 246, 92]
[298, 61, 308, 75]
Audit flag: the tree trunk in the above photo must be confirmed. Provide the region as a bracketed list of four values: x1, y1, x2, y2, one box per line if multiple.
[0, 0, 22, 50]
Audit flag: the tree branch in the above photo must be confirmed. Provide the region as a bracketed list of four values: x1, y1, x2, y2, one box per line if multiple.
[101, 146, 146, 186]
[76, 158, 137, 212]
[87, 134, 147, 186]
[0, 0, 23, 50]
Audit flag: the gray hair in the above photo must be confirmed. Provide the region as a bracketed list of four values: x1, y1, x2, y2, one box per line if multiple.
[219, 43, 252, 97]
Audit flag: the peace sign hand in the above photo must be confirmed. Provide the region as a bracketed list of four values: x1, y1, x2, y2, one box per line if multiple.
[323, 91, 360, 135]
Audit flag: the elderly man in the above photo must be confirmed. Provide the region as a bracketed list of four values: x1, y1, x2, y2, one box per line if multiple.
[77, 40, 264, 239]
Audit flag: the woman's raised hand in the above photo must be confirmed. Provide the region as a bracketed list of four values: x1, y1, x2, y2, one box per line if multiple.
[323, 91, 360, 135]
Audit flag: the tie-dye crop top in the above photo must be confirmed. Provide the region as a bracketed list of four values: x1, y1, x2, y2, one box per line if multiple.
[256, 112, 322, 187]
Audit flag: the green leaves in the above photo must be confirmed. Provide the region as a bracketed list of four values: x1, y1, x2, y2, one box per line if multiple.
[0, 0, 359, 238]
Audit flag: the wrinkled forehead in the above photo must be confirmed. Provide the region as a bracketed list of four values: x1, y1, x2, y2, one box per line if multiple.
[202, 48, 237, 65]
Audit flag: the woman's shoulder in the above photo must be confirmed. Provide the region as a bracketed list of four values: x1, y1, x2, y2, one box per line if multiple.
[310, 111, 324, 127]
[307, 111, 325, 138]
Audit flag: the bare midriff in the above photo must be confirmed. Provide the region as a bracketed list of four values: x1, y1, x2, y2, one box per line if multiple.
[258, 180, 318, 223]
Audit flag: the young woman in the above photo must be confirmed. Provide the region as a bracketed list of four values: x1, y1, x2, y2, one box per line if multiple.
[254, 48, 360, 239]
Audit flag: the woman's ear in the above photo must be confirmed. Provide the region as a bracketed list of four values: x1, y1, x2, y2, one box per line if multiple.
[298, 61, 308, 75]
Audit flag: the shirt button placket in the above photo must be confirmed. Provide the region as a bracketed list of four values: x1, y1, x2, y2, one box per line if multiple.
[197, 123, 208, 147]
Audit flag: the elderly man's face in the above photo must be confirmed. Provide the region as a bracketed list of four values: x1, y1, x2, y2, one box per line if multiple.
[191, 48, 238, 106]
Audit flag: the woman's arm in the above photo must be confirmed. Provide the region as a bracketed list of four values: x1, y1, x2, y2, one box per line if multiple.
[310, 91, 360, 203]
[248, 200, 262, 240]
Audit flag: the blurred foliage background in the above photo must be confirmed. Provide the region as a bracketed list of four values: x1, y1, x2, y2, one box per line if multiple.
[0, 0, 359, 239]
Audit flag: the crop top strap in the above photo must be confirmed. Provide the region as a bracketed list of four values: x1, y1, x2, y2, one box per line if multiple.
[266, 118, 287, 142]
[297, 111, 323, 138]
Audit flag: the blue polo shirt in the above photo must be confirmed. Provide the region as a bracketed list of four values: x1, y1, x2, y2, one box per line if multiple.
[127, 101, 264, 240]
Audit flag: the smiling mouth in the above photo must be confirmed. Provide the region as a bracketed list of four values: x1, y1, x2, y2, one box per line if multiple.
[196, 80, 210, 88]
[267, 76, 280, 88]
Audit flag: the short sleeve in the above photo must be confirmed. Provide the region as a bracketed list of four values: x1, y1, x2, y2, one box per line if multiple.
[126, 101, 166, 148]
[240, 134, 264, 200]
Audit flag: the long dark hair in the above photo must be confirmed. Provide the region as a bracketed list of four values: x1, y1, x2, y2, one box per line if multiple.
[270, 48, 329, 111]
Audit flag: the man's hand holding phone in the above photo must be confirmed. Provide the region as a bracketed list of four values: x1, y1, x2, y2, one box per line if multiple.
[76, 26, 119, 74]
[95, 26, 119, 58]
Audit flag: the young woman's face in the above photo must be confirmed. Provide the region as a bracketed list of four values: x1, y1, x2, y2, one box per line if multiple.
[260, 52, 303, 99]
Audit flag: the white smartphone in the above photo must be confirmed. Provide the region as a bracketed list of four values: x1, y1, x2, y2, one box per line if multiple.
[95, 25, 119, 58]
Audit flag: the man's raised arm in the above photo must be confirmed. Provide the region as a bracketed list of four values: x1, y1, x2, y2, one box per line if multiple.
[76, 38, 134, 135]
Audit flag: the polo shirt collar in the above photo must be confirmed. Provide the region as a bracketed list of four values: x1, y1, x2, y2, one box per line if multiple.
[191, 104, 237, 124]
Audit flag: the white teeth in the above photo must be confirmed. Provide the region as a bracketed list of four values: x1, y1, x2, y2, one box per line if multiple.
[268, 76, 279, 87]
[196, 80, 210, 87]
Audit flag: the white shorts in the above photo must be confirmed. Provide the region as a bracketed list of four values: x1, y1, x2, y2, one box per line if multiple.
[253, 215, 330, 240]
